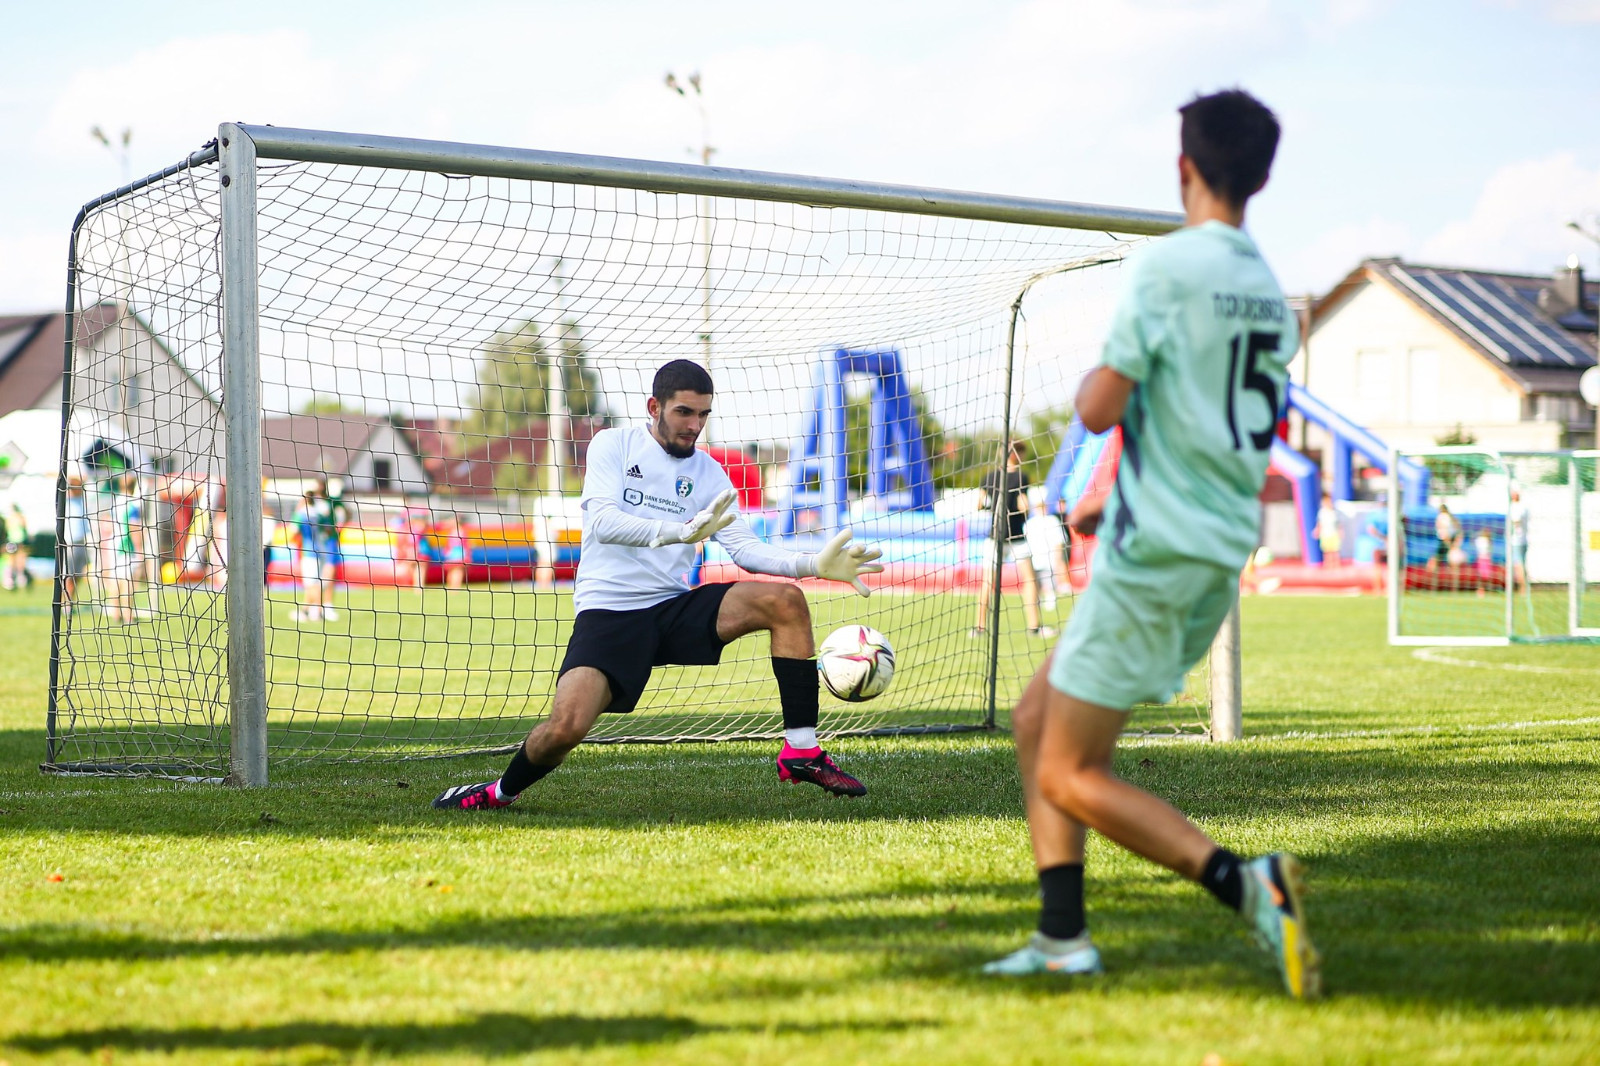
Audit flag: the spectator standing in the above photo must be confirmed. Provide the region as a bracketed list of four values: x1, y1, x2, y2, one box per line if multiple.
[1474, 527, 1496, 598]
[62, 478, 91, 611]
[105, 471, 144, 622]
[971, 441, 1053, 640]
[1427, 503, 1463, 589]
[1508, 488, 1529, 591]
[440, 515, 469, 590]
[1363, 509, 1389, 593]
[3, 502, 30, 590]
[1313, 493, 1341, 568]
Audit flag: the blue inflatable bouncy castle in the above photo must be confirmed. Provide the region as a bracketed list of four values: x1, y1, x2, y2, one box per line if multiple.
[783, 349, 934, 534]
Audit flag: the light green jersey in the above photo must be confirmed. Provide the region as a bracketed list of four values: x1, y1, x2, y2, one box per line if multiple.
[113, 496, 142, 557]
[1097, 221, 1296, 570]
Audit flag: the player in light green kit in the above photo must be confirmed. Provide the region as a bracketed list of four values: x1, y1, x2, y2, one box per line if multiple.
[983, 89, 1321, 998]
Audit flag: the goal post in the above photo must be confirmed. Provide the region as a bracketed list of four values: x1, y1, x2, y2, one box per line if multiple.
[1388, 446, 1600, 646]
[48, 122, 1249, 784]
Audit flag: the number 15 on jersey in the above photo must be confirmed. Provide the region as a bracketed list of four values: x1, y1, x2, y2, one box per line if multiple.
[1224, 330, 1282, 453]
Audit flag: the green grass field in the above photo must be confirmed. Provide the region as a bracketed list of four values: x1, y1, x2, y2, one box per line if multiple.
[46, 583, 1208, 773]
[4, 584, 1599, 1064]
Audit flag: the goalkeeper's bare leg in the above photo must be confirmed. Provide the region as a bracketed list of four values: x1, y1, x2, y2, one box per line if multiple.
[716, 582, 866, 797]
[433, 580, 864, 810]
[432, 667, 610, 810]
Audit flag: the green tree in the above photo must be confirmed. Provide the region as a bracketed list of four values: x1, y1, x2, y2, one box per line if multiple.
[554, 318, 607, 420]
[297, 394, 363, 416]
[462, 319, 550, 446]
[942, 405, 1076, 493]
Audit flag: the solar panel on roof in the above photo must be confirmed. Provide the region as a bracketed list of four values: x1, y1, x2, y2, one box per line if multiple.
[1400, 267, 1594, 368]
[1455, 273, 1582, 367]
[1403, 271, 1517, 363]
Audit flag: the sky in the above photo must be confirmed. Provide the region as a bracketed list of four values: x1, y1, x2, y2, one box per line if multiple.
[2, 0, 1598, 316]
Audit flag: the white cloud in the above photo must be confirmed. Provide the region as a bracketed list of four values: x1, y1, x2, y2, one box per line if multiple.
[1546, 0, 1600, 20]
[1490, 0, 1600, 23]
[1418, 152, 1600, 273]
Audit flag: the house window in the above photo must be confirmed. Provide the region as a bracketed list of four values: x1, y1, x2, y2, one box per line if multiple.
[1525, 395, 1579, 423]
[1356, 349, 1392, 421]
[373, 458, 393, 490]
[1407, 349, 1440, 423]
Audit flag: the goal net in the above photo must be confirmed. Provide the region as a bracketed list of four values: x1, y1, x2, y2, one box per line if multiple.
[47, 124, 1226, 782]
[1389, 448, 1600, 645]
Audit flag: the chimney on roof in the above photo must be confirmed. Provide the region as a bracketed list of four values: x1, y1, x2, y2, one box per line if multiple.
[1539, 257, 1588, 317]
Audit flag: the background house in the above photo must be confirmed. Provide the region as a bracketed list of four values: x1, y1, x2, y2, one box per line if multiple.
[402, 416, 606, 498]
[0, 305, 225, 537]
[261, 414, 431, 498]
[1292, 259, 1598, 481]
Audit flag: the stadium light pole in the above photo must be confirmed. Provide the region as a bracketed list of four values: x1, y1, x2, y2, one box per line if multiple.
[91, 125, 133, 184]
[91, 127, 137, 436]
[665, 71, 715, 438]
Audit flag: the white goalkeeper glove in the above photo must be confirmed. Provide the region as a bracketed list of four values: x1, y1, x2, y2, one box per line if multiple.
[649, 488, 738, 548]
[805, 528, 885, 597]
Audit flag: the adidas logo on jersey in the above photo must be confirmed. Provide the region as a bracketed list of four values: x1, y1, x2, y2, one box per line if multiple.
[625, 465, 643, 479]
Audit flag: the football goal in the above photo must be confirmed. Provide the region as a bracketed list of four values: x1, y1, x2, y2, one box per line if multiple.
[47, 123, 1240, 785]
[1388, 447, 1600, 645]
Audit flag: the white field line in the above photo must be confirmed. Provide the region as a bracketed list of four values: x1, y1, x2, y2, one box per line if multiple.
[1411, 647, 1600, 675]
[1263, 715, 1600, 743]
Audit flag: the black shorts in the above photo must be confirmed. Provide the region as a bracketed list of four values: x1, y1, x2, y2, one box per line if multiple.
[559, 582, 735, 713]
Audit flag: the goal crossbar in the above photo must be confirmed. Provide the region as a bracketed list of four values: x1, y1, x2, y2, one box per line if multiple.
[232, 124, 1182, 235]
[49, 122, 1240, 788]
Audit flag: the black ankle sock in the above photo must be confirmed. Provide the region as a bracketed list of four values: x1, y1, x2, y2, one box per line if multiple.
[498, 745, 558, 798]
[1037, 863, 1085, 940]
[1201, 848, 1245, 912]
[772, 656, 819, 732]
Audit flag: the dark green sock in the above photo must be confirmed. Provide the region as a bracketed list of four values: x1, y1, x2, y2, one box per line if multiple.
[1037, 863, 1085, 940]
[1201, 848, 1245, 912]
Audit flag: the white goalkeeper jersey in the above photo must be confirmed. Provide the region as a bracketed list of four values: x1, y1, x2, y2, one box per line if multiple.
[576, 425, 803, 613]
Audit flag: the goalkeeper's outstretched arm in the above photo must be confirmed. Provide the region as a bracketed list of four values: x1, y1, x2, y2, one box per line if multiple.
[586, 488, 738, 549]
[716, 522, 884, 598]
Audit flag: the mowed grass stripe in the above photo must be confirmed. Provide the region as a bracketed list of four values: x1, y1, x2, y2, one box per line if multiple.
[2, 584, 1598, 1064]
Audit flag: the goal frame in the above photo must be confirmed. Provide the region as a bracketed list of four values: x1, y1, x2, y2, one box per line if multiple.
[1387, 445, 1600, 646]
[51, 122, 1247, 786]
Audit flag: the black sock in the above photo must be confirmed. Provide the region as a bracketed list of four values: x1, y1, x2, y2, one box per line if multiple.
[1037, 863, 1085, 940]
[772, 657, 819, 732]
[1201, 848, 1245, 912]
[498, 745, 558, 798]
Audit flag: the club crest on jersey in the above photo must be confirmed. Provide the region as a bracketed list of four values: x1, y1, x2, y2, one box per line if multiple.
[675, 476, 694, 498]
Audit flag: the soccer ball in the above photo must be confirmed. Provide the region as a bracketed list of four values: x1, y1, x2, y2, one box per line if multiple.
[817, 625, 896, 702]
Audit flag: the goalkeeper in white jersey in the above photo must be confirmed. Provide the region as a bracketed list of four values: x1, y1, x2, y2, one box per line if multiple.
[435, 359, 883, 810]
[982, 90, 1321, 998]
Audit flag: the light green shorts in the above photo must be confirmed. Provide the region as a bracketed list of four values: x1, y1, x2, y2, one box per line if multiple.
[1048, 550, 1237, 710]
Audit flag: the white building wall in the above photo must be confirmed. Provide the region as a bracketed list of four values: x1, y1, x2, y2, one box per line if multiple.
[1291, 278, 1560, 459]
[344, 424, 430, 495]
[76, 319, 224, 475]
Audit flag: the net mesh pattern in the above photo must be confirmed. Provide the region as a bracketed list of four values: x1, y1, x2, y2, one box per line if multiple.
[50, 147, 1209, 777]
[1392, 450, 1599, 643]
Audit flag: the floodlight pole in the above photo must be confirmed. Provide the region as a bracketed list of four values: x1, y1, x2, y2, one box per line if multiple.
[666, 72, 716, 437]
[219, 124, 268, 787]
